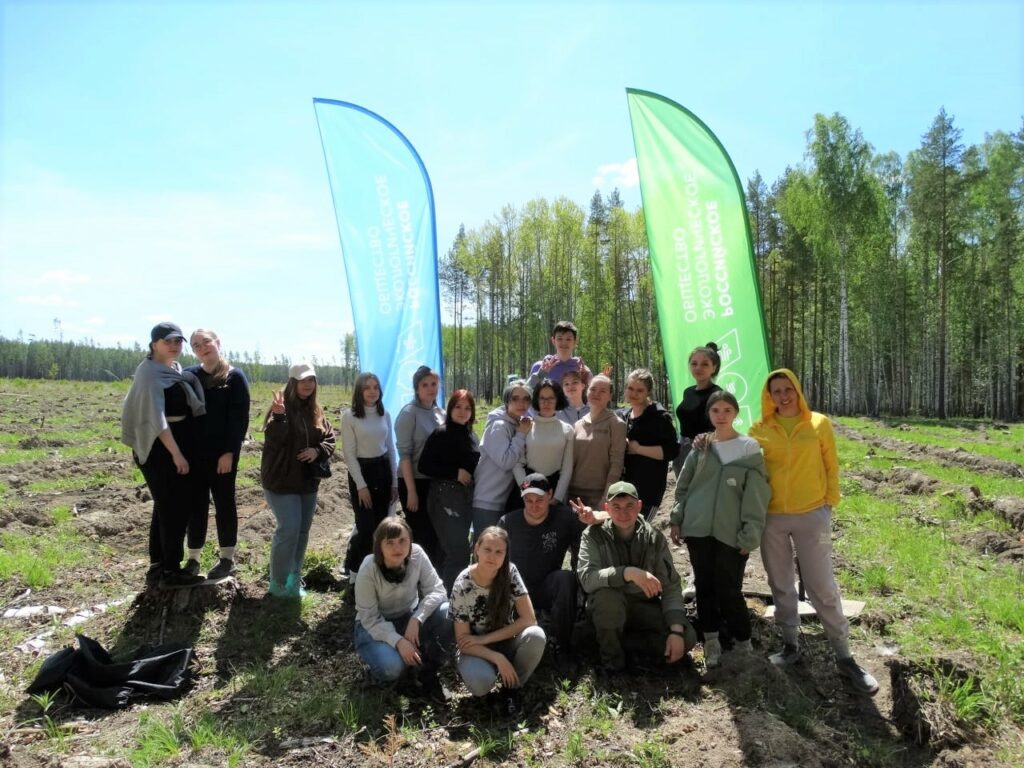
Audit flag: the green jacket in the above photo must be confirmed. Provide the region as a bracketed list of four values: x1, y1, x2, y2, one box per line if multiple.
[578, 518, 687, 629]
[669, 442, 770, 552]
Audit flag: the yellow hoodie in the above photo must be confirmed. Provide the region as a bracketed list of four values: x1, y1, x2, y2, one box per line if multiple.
[748, 369, 840, 515]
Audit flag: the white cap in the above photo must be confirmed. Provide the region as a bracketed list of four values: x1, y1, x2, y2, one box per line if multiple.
[288, 361, 316, 380]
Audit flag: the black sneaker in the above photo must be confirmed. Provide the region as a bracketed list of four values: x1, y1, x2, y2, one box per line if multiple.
[417, 670, 447, 703]
[837, 657, 879, 695]
[183, 559, 202, 577]
[769, 644, 802, 667]
[145, 563, 162, 587]
[206, 558, 236, 580]
[159, 570, 206, 589]
[555, 649, 577, 679]
[503, 689, 523, 718]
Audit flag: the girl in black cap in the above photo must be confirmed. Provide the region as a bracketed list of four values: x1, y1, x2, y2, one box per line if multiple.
[121, 322, 207, 589]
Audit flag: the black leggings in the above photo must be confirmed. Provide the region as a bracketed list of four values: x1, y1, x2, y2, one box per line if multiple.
[138, 420, 203, 572]
[186, 452, 239, 550]
[344, 455, 393, 573]
[398, 477, 440, 566]
[686, 536, 751, 642]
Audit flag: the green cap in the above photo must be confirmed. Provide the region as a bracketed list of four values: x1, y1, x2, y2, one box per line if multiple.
[606, 481, 640, 500]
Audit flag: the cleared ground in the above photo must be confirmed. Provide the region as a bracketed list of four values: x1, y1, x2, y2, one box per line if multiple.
[1, 379, 1022, 767]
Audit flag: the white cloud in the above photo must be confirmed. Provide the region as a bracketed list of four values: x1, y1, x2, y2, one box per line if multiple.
[311, 319, 350, 332]
[37, 270, 91, 286]
[592, 158, 639, 189]
[15, 294, 80, 308]
[0, 163, 348, 358]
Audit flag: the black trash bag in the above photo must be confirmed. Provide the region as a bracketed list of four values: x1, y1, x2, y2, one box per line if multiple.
[25, 647, 77, 695]
[26, 634, 194, 709]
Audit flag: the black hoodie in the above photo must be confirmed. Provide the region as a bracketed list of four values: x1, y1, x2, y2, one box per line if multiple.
[616, 401, 680, 509]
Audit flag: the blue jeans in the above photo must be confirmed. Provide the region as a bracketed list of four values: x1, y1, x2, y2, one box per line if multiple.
[354, 603, 454, 682]
[264, 490, 318, 585]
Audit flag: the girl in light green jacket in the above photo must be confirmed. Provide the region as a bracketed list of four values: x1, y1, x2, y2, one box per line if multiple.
[670, 391, 770, 668]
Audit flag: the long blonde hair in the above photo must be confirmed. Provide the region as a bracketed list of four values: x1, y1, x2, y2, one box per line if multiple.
[190, 328, 231, 387]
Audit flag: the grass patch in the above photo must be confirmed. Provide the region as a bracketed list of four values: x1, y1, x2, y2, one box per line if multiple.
[128, 708, 252, 768]
[186, 712, 251, 766]
[49, 504, 74, 524]
[26, 471, 118, 493]
[909, 462, 1024, 501]
[833, 440, 1024, 725]
[59, 439, 125, 459]
[235, 454, 262, 489]
[27, 691, 73, 754]
[40, 428, 119, 444]
[935, 671, 993, 729]
[130, 712, 182, 765]
[837, 416, 1024, 467]
[579, 686, 626, 736]
[0, 479, 14, 509]
[633, 736, 671, 768]
[0, 524, 89, 588]
[0, 447, 47, 465]
[837, 437, 1024, 508]
[225, 663, 392, 741]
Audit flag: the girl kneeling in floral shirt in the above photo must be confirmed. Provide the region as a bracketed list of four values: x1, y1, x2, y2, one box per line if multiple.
[450, 526, 546, 714]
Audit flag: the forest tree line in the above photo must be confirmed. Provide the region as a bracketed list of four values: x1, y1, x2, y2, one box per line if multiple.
[438, 110, 1023, 420]
[2, 110, 1020, 420]
[0, 334, 362, 387]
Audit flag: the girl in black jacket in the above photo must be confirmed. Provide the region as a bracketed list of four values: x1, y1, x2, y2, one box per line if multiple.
[616, 368, 679, 521]
[185, 328, 250, 580]
[673, 342, 722, 476]
[418, 389, 481, 590]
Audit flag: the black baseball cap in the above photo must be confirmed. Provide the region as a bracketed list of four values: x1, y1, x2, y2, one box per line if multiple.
[151, 322, 185, 342]
[520, 473, 551, 497]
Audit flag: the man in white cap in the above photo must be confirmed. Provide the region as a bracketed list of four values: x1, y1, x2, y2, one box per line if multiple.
[574, 481, 696, 673]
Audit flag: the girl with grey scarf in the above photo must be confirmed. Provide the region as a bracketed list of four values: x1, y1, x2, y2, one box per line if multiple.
[121, 322, 207, 589]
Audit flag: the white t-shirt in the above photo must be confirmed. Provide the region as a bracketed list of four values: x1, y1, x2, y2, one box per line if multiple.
[712, 435, 762, 466]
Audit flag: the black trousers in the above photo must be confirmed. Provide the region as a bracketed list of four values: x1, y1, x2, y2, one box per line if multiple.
[685, 536, 751, 642]
[186, 451, 239, 550]
[344, 455, 393, 573]
[137, 419, 202, 573]
[527, 569, 578, 649]
[398, 477, 440, 567]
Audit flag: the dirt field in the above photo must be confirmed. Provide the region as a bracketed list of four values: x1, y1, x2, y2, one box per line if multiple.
[1, 380, 1022, 767]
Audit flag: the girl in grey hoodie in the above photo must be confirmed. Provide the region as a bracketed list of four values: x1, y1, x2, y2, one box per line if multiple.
[471, 380, 532, 539]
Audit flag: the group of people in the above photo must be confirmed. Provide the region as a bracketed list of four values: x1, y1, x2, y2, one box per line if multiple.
[121, 318, 878, 710]
[121, 322, 249, 589]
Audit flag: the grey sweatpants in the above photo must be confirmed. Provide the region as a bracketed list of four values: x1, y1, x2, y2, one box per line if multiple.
[760, 505, 849, 650]
[457, 625, 547, 696]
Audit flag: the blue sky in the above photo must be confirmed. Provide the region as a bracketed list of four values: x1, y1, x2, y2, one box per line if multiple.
[1, 0, 1021, 364]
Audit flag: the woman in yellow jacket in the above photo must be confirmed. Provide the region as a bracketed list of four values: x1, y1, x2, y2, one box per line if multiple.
[749, 369, 878, 695]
